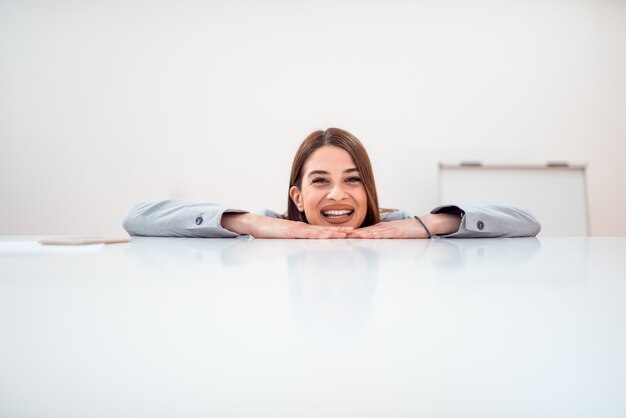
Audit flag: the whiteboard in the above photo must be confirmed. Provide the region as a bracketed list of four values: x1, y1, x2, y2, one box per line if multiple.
[439, 164, 589, 236]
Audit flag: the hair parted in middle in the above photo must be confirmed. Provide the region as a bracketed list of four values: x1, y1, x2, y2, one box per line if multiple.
[287, 127, 381, 227]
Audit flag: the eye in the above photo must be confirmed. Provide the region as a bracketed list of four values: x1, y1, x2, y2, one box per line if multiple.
[346, 176, 362, 183]
[311, 177, 329, 184]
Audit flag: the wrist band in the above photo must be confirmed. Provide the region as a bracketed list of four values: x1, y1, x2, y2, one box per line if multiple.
[414, 216, 432, 238]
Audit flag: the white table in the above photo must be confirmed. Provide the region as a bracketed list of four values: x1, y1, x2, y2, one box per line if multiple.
[1, 237, 625, 417]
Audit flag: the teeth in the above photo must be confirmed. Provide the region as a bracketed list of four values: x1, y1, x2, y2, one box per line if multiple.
[322, 210, 353, 216]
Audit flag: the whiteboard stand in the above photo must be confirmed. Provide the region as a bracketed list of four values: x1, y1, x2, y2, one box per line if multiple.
[438, 162, 589, 236]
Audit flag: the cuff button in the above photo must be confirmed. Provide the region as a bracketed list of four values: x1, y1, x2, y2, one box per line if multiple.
[477, 220, 484, 230]
[195, 216, 203, 225]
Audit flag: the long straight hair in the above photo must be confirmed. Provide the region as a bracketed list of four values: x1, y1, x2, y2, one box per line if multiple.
[287, 128, 381, 227]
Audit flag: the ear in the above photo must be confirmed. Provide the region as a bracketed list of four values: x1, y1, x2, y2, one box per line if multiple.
[289, 186, 304, 212]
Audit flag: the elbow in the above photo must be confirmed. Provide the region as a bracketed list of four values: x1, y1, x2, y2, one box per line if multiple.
[122, 213, 139, 236]
[517, 207, 541, 237]
[530, 220, 541, 237]
[525, 212, 542, 237]
[122, 203, 149, 236]
[121, 199, 175, 237]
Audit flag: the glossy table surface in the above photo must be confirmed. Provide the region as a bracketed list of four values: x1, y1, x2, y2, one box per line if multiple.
[1, 236, 625, 418]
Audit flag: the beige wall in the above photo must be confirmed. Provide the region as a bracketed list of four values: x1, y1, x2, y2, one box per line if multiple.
[1, 0, 625, 236]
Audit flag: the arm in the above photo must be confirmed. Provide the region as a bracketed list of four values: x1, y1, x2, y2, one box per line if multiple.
[123, 199, 246, 237]
[430, 203, 541, 238]
[221, 213, 352, 238]
[347, 204, 540, 239]
[123, 199, 353, 238]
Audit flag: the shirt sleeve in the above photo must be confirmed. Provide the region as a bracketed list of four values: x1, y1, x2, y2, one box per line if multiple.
[430, 203, 542, 238]
[123, 199, 248, 237]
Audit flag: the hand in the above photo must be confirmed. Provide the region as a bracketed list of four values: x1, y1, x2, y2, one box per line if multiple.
[222, 213, 353, 239]
[347, 214, 462, 239]
[347, 218, 429, 239]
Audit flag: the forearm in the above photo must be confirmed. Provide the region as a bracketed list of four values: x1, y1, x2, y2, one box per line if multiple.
[222, 212, 352, 239]
[421, 213, 462, 236]
[221, 212, 256, 235]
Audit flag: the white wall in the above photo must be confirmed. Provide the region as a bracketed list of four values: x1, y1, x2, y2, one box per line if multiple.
[1, 0, 625, 236]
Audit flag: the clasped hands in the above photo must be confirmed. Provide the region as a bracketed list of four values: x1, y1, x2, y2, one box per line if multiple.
[222, 213, 461, 239]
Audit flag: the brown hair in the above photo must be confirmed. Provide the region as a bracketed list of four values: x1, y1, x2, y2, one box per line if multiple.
[287, 128, 381, 227]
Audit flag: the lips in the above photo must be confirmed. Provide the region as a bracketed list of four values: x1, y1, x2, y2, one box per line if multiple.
[323, 209, 353, 217]
[320, 205, 355, 224]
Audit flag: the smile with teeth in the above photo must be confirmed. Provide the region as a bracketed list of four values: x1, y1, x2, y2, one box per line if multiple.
[322, 209, 353, 218]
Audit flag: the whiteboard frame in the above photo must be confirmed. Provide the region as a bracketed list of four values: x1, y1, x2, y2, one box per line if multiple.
[438, 163, 590, 236]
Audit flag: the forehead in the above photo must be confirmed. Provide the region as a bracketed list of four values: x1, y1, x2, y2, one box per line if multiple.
[303, 146, 356, 173]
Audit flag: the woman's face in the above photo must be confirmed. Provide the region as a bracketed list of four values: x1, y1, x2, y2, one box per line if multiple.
[290, 145, 368, 228]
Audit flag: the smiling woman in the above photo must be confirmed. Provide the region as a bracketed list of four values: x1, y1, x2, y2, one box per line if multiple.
[287, 129, 376, 229]
[123, 128, 542, 239]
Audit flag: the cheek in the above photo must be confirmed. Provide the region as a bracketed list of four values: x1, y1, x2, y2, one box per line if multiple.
[302, 189, 323, 213]
[356, 188, 368, 209]
[355, 189, 369, 224]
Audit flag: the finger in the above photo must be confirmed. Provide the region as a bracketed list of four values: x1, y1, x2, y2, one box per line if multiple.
[351, 222, 387, 232]
[320, 232, 348, 239]
[310, 232, 347, 239]
[350, 226, 377, 233]
[296, 222, 352, 233]
[349, 228, 395, 239]
[318, 229, 349, 239]
[295, 229, 347, 239]
[347, 230, 371, 237]
[348, 227, 388, 236]
[316, 225, 354, 233]
[286, 224, 350, 238]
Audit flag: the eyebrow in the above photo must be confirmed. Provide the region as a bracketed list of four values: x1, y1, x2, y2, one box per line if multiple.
[307, 168, 359, 177]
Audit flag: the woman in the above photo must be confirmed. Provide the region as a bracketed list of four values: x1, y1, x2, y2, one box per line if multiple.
[123, 128, 541, 239]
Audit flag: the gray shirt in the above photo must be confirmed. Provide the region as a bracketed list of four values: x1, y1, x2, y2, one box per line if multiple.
[123, 200, 541, 238]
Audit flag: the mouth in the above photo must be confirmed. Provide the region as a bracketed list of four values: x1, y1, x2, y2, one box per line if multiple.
[320, 207, 355, 224]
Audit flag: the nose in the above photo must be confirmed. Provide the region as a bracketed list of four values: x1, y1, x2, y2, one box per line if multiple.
[326, 183, 347, 200]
